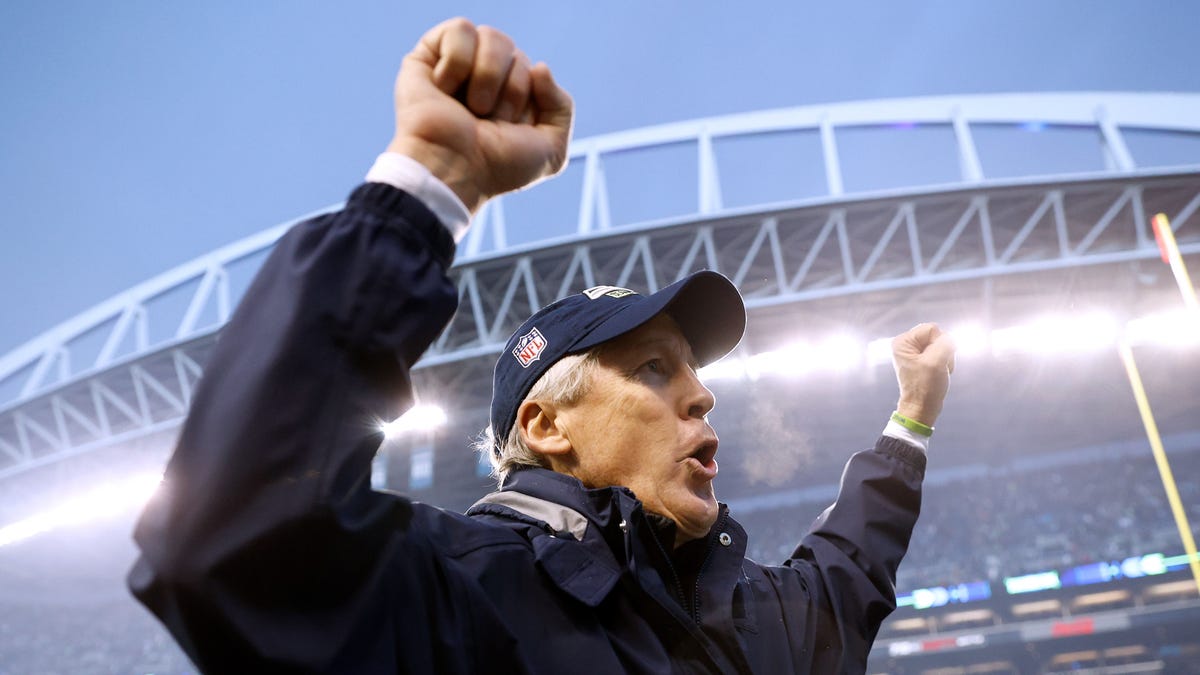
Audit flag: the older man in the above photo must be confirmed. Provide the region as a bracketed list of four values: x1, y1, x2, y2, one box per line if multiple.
[130, 18, 954, 674]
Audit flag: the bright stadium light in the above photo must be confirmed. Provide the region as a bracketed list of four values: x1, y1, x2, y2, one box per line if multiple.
[698, 357, 748, 382]
[866, 337, 893, 367]
[693, 309, 1195, 384]
[745, 348, 787, 377]
[381, 404, 447, 439]
[0, 472, 162, 548]
[746, 335, 863, 379]
[748, 344, 813, 378]
[811, 334, 863, 371]
[947, 322, 989, 358]
[991, 312, 1119, 356]
[1124, 309, 1200, 348]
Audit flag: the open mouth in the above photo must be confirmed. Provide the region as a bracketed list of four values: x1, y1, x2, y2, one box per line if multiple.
[685, 441, 719, 479]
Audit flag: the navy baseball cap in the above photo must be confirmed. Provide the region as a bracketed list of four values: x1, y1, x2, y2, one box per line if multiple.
[489, 270, 746, 451]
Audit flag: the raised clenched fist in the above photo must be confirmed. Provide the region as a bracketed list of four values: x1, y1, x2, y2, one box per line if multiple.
[387, 18, 574, 214]
[891, 323, 956, 427]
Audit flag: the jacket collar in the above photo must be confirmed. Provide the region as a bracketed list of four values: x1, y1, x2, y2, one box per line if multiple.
[467, 467, 749, 624]
[467, 467, 631, 607]
[471, 489, 589, 541]
[499, 465, 603, 512]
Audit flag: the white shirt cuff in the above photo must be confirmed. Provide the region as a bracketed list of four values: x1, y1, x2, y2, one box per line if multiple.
[365, 152, 471, 243]
[883, 418, 930, 454]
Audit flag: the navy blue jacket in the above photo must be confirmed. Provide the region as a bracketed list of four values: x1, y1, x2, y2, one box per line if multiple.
[129, 183, 926, 674]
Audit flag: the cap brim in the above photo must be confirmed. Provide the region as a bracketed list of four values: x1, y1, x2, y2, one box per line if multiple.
[572, 271, 745, 366]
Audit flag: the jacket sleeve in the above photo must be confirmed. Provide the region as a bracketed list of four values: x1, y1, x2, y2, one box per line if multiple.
[780, 436, 925, 672]
[127, 183, 459, 671]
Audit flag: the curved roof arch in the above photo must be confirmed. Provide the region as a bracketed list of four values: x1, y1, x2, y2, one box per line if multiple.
[2, 92, 1199, 476]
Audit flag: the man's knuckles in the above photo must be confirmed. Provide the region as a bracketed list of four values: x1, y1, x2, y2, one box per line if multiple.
[440, 16, 476, 32]
[475, 25, 513, 51]
[465, 27, 516, 114]
[429, 17, 477, 53]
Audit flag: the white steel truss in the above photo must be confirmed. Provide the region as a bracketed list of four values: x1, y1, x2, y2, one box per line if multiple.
[2, 93, 1200, 477]
[0, 340, 211, 479]
[2, 171, 1196, 477]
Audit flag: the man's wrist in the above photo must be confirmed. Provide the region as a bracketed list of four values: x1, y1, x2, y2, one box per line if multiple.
[890, 410, 933, 437]
[895, 400, 938, 428]
[366, 152, 472, 242]
[883, 416, 930, 454]
[386, 137, 483, 213]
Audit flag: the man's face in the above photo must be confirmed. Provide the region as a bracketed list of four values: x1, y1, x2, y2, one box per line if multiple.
[556, 314, 720, 544]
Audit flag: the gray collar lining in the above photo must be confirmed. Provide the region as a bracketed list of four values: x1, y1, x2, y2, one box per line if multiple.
[472, 490, 590, 541]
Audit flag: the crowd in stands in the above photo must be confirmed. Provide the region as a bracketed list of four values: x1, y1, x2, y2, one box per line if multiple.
[739, 448, 1200, 592]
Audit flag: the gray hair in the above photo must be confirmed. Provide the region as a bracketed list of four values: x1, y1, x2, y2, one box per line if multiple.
[476, 349, 601, 484]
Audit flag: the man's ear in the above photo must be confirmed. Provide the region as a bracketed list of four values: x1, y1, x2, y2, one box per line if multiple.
[516, 399, 573, 457]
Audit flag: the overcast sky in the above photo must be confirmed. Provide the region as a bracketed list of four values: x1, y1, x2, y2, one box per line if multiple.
[2, 1, 1199, 356]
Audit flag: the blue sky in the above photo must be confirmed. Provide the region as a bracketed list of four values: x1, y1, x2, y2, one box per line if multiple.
[2, 1, 1199, 355]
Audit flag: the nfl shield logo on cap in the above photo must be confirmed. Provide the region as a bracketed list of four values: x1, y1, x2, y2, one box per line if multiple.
[512, 327, 548, 368]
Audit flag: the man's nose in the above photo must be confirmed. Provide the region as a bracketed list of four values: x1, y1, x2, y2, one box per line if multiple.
[684, 369, 716, 419]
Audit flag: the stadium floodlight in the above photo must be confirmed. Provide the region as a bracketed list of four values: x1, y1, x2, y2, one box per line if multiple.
[696, 309, 1188, 385]
[748, 335, 864, 379]
[695, 309, 1196, 383]
[866, 337, 893, 367]
[381, 404, 448, 439]
[990, 312, 1119, 356]
[811, 334, 864, 372]
[1123, 309, 1200, 348]
[745, 345, 806, 378]
[747, 344, 815, 378]
[946, 322, 988, 359]
[0, 472, 162, 548]
[698, 357, 748, 382]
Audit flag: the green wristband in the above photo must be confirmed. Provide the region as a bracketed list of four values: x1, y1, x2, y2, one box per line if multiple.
[891, 411, 934, 437]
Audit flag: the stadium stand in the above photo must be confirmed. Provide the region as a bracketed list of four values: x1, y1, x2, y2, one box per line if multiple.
[738, 446, 1200, 591]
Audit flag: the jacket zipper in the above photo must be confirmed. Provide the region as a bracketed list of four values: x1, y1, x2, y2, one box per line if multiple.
[691, 510, 729, 625]
[648, 510, 730, 626]
[647, 524, 689, 617]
